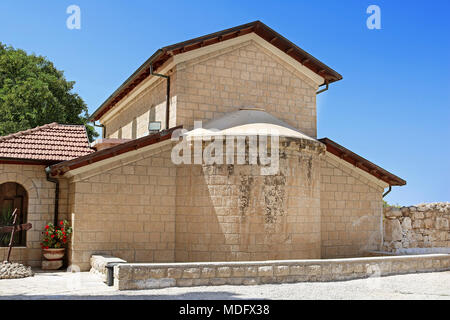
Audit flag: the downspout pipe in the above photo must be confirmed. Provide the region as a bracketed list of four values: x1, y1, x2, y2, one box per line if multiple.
[316, 81, 329, 95]
[383, 186, 392, 198]
[150, 64, 170, 130]
[380, 185, 392, 251]
[45, 167, 59, 226]
[93, 121, 106, 139]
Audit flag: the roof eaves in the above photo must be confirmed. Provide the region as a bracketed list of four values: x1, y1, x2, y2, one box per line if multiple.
[319, 137, 406, 186]
[48, 125, 182, 176]
[89, 49, 165, 122]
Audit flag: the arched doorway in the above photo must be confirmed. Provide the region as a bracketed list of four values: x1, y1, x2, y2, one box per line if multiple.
[0, 182, 28, 247]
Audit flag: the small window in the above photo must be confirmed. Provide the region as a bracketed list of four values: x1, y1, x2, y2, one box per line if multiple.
[0, 182, 28, 247]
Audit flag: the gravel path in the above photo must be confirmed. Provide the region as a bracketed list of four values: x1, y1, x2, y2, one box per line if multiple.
[0, 270, 449, 300]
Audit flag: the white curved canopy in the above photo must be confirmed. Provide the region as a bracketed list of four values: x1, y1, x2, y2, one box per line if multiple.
[185, 108, 316, 141]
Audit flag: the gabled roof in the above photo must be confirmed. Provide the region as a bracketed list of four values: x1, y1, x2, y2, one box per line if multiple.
[319, 138, 406, 186]
[0, 123, 93, 163]
[90, 20, 343, 121]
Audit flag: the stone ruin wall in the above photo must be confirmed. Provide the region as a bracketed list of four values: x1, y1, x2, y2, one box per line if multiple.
[383, 202, 449, 253]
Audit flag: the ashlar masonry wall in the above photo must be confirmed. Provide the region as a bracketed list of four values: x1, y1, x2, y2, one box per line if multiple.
[320, 153, 385, 258]
[175, 138, 325, 262]
[66, 143, 177, 270]
[101, 38, 320, 141]
[175, 40, 319, 137]
[0, 163, 69, 267]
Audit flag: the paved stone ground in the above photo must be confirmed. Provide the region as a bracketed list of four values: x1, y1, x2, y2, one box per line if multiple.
[0, 270, 449, 300]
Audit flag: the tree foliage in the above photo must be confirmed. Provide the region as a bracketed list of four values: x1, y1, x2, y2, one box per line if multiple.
[0, 42, 98, 141]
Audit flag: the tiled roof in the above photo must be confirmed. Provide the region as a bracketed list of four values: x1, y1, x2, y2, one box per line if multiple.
[0, 123, 94, 162]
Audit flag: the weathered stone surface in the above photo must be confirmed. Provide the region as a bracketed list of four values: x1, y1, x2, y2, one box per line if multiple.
[41, 260, 63, 271]
[384, 219, 402, 242]
[177, 279, 194, 287]
[242, 278, 258, 285]
[182, 268, 200, 279]
[424, 219, 433, 229]
[274, 265, 289, 276]
[385, 208, 402, 218]
[383, 203, 449, 252]
[245, 266, 258, 277]
[401, 207, 410, 217]
[216, 267, 231, 278]
[436, 218, 449, 230]
[0, 261, 34, 279]
[289, 265, 305, 276]
[305, 265, 321, 276]
[257, 266, 273, 277]
[149, 268, 166, 279]
[210, 278, 227, 286]
[232, 267, 245, 277]
[201, 267, 216, 278]
[113, 254, 450, 290]
[402, 217, 412, 231]
[167, 268, 182, 279]
[413, 212, 424, 220]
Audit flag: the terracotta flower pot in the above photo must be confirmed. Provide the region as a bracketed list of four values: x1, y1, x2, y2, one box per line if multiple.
[42, 248, 65, 261]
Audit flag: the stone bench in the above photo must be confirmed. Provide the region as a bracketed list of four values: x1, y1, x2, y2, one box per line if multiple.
[90, 255, 127, 282]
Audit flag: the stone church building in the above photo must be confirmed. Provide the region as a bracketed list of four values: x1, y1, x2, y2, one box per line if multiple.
[0, 21, 405, 270]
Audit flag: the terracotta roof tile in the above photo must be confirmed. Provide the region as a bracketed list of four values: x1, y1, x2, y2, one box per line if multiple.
[0, 123, 94, 162]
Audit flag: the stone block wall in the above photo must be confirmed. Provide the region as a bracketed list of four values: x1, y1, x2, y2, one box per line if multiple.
[175, 40, 318, 137]
[320, 153, 385, 258]
[66, 143, 177, 270]
[101, 38, 319, 141]
[383, 203, 449, 252]
[0, 164, 69, 267]
[104, 78, 172, 139]
[175, 138, 325, 262]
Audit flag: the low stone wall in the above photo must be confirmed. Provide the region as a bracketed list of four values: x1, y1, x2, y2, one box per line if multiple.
[113, 254, 450, 290]
[90, 255, 126, 282]
[383, 203, 449, 253]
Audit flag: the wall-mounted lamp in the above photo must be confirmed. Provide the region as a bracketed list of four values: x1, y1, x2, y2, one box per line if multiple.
[148, 121, 161, 134]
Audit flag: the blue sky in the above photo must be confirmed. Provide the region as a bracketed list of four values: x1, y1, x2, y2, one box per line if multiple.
[0, 0, 449, 205]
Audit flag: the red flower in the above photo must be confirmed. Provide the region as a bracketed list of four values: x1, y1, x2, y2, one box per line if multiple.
[60, 221, 64, 225]
[63, 232, 66, 235]
[51, 235, 54, 238]
[61, 228, 64, 232]
[45, 225, 49, 230]
[46, 231, 49, 235]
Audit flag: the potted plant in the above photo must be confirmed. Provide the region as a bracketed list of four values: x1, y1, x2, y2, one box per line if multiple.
[40, 220, 72, 269]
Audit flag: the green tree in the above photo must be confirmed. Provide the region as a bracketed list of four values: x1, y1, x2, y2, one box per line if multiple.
[0, 42, 98, 141]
